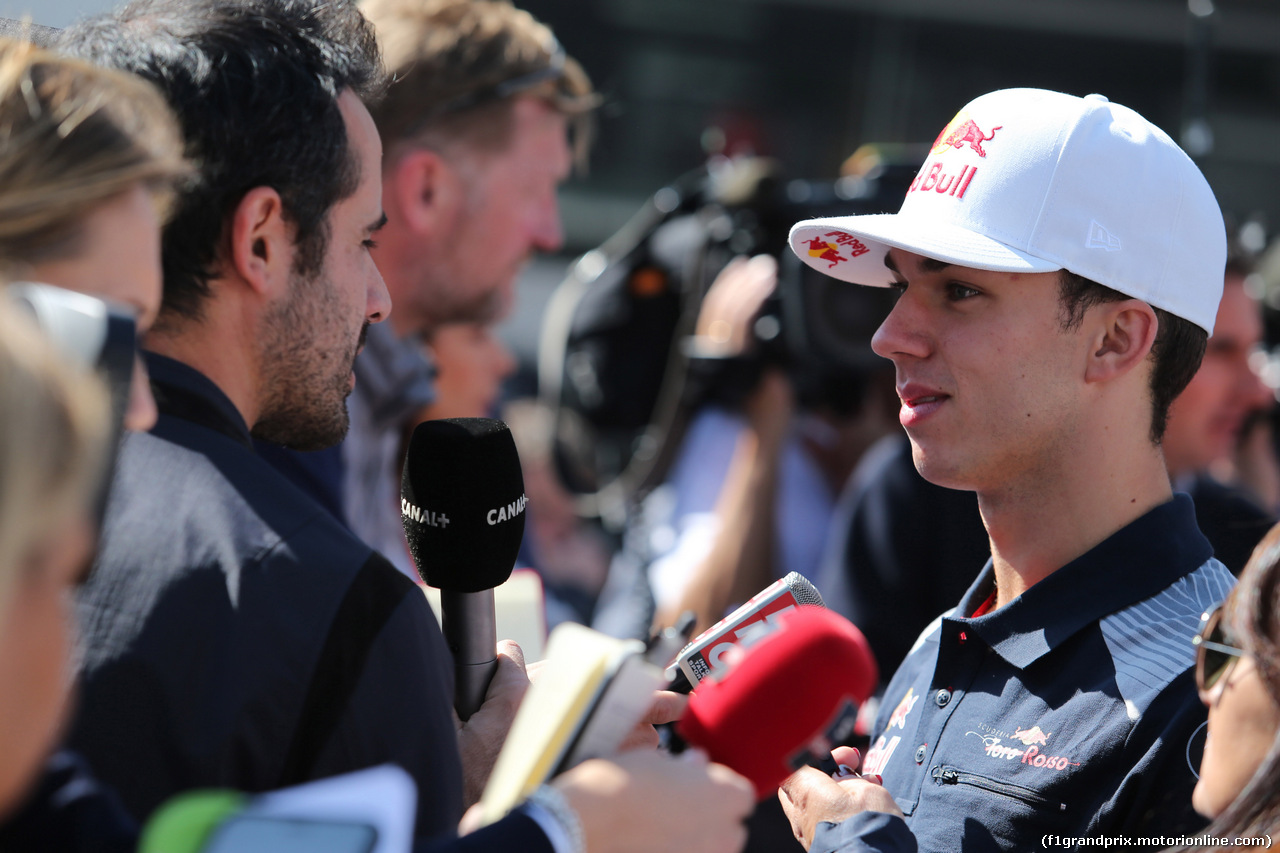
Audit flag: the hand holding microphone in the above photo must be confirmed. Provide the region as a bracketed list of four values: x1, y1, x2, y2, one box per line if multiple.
[673, 604, 879, 800]
[401, 417, 526, 720]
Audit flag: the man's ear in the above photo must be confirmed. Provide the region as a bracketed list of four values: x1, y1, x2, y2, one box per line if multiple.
[1084, 299, 1159, 385]
[227, 186, 293, 300]
[387, 147, 460, 235]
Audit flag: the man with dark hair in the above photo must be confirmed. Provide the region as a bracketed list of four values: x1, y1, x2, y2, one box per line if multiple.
[57, 3, 753, 850]
[266, 0, 598, 583]
[777, 89, 1236, 851]
[59, 0, 451, 830]
[818, 259, 1274, 688]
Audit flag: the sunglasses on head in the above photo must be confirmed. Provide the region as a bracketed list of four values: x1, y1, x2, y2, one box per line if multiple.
[1192, 602, 1248, 692]
[402, 36, 568, 137]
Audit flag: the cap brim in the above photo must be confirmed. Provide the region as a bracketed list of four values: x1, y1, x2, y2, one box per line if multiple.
[789, 213, 1063, 287]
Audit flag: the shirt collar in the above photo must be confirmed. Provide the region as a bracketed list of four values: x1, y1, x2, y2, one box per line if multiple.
[145, 351, 252, 448]
[950, 494, 1212, 669]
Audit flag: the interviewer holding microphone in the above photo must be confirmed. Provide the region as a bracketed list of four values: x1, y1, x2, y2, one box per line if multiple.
[44, 2, 753, 852]
[0, 21, 752, 853]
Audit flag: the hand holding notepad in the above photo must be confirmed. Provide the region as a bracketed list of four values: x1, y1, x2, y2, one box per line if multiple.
[478, 622, 665, 824]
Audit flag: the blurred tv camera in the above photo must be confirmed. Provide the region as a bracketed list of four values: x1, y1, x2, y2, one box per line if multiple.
[539, 149, 920, 524]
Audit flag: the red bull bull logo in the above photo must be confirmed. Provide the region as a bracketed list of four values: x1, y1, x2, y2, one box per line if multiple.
[804, 230, 870, 270]
[1013, 726, 1051, 746]
[931, 111, 1002, 158]
[805, 237, 844, 269]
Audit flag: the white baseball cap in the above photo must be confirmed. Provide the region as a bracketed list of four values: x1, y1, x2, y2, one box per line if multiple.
[789, 88, 1226, 333]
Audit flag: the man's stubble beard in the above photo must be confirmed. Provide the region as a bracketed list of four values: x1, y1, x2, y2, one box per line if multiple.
[251, 269, 367, 452]
[418, 272, 511, 335]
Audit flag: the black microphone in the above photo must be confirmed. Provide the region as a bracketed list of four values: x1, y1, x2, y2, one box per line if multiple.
[401, 417, 525, 720]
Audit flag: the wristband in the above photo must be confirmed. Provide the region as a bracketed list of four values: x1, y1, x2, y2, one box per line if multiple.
[525, 784, 586, 853]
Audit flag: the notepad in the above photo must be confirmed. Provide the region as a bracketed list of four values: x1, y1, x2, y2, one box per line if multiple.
[478, 622, 663, 824]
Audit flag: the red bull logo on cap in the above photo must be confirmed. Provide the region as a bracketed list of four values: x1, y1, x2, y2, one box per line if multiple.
[804, 231, 870, 270]
[805, 237, 845, 269]
[906, 111, 1002, 202]
[907, 161, 978, 199]
[931, 110, 1002, 158]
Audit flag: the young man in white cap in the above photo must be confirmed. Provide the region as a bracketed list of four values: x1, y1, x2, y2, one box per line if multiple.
[777, 89, 1235, 851]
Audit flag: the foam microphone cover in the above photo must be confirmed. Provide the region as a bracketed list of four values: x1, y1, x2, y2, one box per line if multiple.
[677, 605, 878, 800]
[401, 418, 525, 592]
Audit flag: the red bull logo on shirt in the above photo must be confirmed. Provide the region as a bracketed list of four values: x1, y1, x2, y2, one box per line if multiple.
[862, 734, 900, 777]
[861, 687, 919, 777]
[887, 687, 920, 731]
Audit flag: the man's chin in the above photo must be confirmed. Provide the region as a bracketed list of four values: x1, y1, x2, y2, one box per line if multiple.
[434, 281, 511, 328]
[251, 406, 349, 452]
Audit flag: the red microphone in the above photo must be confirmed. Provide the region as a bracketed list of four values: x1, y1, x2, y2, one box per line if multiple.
[666, 571, 824, 692]
[675, 605, 878, 800]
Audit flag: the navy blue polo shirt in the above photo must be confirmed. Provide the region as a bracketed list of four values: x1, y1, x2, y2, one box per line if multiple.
[818, 495, 1234, 851]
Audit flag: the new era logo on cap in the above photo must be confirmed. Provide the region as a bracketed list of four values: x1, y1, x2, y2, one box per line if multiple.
[1087, 221, 1122, 252]
[787, 88, 1226, 333]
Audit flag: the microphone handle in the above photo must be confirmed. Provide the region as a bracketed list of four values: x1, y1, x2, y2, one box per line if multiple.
[441, 589, 497, 721]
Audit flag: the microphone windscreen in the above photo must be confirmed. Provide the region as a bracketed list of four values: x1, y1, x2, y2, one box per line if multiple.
[401, 418, 524, 592]
[677, 606, 878, 799]
[782, 571, 824, 607]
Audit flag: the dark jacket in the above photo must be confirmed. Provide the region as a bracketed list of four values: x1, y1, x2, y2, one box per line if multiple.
[66, 353, 548, 851]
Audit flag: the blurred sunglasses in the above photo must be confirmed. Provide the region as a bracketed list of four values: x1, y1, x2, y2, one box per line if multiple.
[1192, 603, 1248, 692]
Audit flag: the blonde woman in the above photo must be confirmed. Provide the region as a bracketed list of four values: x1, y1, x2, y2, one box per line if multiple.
[0, 34, 187, 432]
[0, 300, 109, 822]
[0, 35, 184, 852]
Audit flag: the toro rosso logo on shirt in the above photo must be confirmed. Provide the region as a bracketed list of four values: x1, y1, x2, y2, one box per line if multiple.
[966, 724, 1079, 772]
